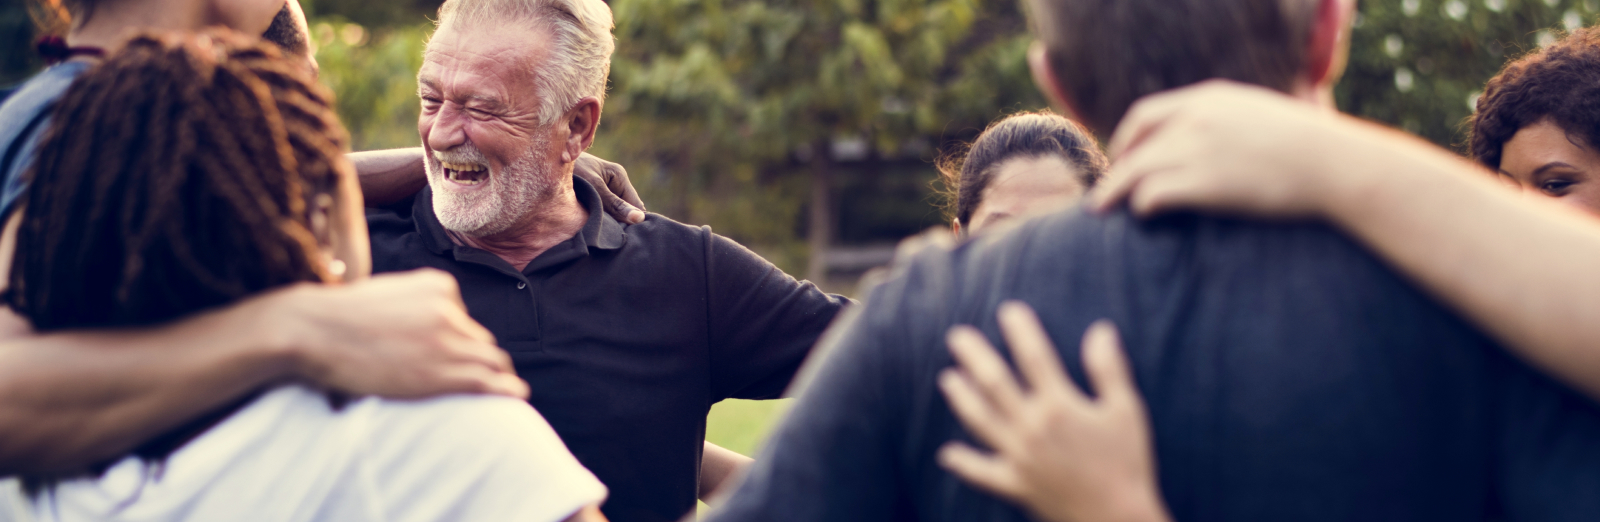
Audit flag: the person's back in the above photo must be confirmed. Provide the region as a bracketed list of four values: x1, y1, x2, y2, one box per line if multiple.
[710, 208, 1600, 521]
[0, 31, 607, 522]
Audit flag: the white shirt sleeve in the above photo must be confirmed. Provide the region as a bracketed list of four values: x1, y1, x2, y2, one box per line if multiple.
[354, 394, 608, 522]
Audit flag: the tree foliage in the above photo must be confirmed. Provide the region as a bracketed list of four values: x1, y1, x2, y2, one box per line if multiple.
[1338, 0, 1594, 148]
[1, 0, 1589, 276]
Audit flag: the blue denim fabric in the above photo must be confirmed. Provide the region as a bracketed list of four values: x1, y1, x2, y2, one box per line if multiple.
[707, 207, 1600, 522]
[0, 62, 90, 218]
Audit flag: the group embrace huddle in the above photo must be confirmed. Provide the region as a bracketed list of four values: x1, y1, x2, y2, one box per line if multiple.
[3, 0, 1600, 521]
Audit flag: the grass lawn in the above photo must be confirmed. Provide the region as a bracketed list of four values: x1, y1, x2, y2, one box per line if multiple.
[705, 398, 793, 456]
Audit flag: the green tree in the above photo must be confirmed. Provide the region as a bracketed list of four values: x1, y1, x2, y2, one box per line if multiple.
[1339, 0, 1587, 148]
[601, 0, 1044, 281]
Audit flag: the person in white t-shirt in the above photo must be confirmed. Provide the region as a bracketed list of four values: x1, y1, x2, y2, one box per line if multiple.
[0, 30, 605, 522]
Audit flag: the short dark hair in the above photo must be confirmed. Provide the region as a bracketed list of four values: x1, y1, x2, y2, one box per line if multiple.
[1029, 0, 1316, 134]
[1468, 28, 1600, 170]
[262, 3, 310, 58]
[937, 110, 1109, 227]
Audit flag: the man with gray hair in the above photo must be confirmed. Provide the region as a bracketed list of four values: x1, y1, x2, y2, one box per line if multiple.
[365, 1, 850, 521]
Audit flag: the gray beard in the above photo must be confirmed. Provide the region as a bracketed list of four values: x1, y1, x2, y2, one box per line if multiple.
[425, 141, 558, 237]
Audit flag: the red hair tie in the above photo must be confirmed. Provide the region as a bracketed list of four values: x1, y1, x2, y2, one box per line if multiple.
[36, 36, 104, 65]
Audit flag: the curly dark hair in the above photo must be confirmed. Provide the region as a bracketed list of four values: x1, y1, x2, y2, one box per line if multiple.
[1469, 27, 1600, 170]
[11, 30, 348, 488]
[936, 110, 1109, 228]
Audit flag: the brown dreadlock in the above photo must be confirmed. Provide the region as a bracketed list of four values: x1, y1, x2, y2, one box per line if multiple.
[9, 30, 348, 332]
[8, 30, 351, 483]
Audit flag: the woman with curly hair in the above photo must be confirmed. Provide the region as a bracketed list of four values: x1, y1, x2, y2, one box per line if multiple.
[1470, 26, 1600, 214]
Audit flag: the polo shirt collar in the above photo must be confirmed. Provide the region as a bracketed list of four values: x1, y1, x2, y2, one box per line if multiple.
[412, 175, 626, 261]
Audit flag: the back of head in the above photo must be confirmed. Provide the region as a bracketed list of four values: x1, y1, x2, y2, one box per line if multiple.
[1029, 0, 1316, 133]
[7, 30, 350, 331]
[435, 0, 615, 125]
[938, 110, 1109, 228]
[1469, 27, 1600, 170]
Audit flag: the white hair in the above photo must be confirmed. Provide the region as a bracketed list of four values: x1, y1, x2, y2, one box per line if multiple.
[436, 0, 615, 125]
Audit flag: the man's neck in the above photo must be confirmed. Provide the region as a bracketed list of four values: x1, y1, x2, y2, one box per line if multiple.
[1289, 79, 1339, 111]
[67, 0, 209, 51]
[449, 180, 589, 272]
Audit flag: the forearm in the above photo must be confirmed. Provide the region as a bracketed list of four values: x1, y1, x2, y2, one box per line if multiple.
[1326, 119, 1600, 399]
[0, 297, 299, 475]
[350, 147, 426, 207]
[699, 441, 753, 502]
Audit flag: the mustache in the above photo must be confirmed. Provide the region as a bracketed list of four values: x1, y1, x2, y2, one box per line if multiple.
[431, 145, 489, 165]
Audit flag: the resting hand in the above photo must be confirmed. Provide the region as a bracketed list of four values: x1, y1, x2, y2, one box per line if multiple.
[269, 269, 529, 399]
[1091, 79, 1367, 220]
[938, 302, 1169, 522]
[575, 152, 647, 224]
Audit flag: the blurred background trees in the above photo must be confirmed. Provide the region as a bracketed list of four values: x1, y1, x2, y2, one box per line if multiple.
[4, 0, 1596, 287]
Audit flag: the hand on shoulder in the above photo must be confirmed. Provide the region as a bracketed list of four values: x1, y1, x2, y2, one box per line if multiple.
[938, 302, 1170, 522]
[1091, 79, 1394, 221]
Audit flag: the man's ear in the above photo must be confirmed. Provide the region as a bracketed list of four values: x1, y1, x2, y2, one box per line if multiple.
[1028, 41, 1087, 127]
[950, 219, 963, 237]
[561, 97, 603, 163]
[1304, 0, 1355, 87]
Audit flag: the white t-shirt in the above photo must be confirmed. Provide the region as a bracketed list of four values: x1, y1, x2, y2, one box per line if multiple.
[0, 386, 606, 522]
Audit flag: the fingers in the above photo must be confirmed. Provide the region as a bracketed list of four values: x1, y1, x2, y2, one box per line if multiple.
[575, 152, 646, 224]
[1080, 320, 1139, 405]
[995, 302, 1080, 403]
[1124, 166, 1216, 218]
[1106, 89, 1190, 158]
[937, 369, 1012, 448]
[602, 160, 646, 213]
[437, 364, 531, 399]
[945, 326, 1027, 418]
[937, 442, 1021, 498]
[1090, 162, 1149, 214]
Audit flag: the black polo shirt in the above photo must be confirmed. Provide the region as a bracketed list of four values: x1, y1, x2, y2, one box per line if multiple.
[366, 177, 849, 522]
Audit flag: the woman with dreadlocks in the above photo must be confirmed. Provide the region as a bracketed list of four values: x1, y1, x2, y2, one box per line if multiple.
[0, 32, 607, 522]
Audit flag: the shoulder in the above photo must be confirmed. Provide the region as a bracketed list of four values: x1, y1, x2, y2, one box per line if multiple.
[358, 395, 607, 521]
[610, 212, 714, 263]
[0, 64, 88, 133]
[362, 394, 575, 463]
[621, 212, 712, 242]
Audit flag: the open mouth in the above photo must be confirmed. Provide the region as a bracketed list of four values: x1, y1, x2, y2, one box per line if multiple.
[441, 161, 488, 186]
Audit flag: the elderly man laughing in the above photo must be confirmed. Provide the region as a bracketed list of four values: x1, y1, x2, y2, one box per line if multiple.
[364, 1, 850, 521]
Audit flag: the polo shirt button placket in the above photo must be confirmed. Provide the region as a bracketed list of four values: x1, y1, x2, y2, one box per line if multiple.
[517, 281, 527, 290]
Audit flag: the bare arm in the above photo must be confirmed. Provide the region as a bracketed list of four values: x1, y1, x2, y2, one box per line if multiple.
[0, 212, 524, 475]
[350, 147, 648, 223]
[0, 296, 297, 474]
[699, 441, 753, 503]
[350, 148, 430, 207]
[1098, 79, 1600, 401]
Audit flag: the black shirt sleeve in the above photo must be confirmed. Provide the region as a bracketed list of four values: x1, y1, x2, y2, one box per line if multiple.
[704, 229, 851, 400]
[702, 257, 927, 522]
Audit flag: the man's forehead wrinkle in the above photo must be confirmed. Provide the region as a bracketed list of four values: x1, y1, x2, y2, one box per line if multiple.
[419, 27, 554, 118]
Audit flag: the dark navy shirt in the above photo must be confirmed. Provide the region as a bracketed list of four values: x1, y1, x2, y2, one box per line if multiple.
[708, 208, 1600, 522]
[367, 178, 849, 522]
[0, 62, 91, 218]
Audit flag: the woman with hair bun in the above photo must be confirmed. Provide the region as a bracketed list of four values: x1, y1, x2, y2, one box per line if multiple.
[938, 110, 1109, 236]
